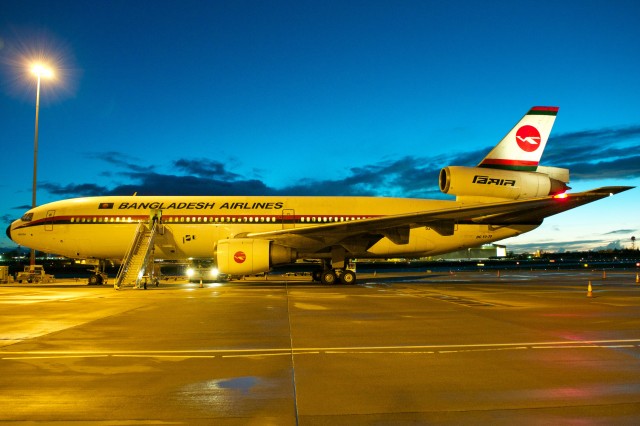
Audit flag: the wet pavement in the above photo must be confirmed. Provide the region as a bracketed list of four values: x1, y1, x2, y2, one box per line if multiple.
[1, 270, 640, 424]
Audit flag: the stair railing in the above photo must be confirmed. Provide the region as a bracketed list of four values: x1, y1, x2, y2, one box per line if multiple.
[114, 221, 146, 289]
[134, 221, 158, 288]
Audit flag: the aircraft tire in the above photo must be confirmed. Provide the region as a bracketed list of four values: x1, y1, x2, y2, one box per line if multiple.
[88, 274, 104, 286]
[320, 270, 337, 285]
[340, 270, 356, 285]
[312, 269, 322, 282]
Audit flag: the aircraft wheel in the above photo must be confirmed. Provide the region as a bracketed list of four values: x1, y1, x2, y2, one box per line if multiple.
[312, 269, 322, 282]
[89, 274, 105, 285]
[340, 270, 356, 285]
[320, 270, 337, 285]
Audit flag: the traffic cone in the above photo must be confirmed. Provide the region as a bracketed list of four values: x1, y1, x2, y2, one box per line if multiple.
[497, 270, 501, 278]
[587, 281, 593, 298]
[602, 270, 607, 280]
[636, 273, 639, 284]
[199, 278, 203, 288]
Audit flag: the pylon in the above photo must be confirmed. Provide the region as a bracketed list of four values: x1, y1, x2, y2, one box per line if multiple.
[636, 273, 639, 284]
[602, 270, 607, 280]
[199, 278, 203, 288]
[497, 270, 501, 278]
[587, 281, 593, 298]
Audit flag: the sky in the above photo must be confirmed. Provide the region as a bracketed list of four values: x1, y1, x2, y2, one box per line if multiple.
[1, 0, 639, 253]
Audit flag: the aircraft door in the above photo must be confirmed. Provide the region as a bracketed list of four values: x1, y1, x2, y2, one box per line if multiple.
[45, 210, 55, 231]
[282, 209, 295, 229]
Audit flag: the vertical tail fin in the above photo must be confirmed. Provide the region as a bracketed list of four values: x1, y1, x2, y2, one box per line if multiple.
[478, 106, 559, 171]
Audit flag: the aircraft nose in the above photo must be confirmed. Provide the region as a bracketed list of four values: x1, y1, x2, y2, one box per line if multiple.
[6, 224, 12, 242]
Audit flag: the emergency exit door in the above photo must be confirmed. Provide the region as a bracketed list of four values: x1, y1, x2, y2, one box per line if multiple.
[282, 209, 295, 229]
[45, 210, 55, 231]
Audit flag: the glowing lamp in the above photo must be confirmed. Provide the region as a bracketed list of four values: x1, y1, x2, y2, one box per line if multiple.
[31, 63, 54, 79]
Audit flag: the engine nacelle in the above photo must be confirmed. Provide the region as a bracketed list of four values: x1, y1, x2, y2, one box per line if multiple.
[439, 166, 568, 199]
[215, 238, 297, 275]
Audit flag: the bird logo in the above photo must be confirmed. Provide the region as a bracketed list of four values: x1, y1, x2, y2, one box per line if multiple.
[234, 251, 247, 264]
[515, 125, 541, 152]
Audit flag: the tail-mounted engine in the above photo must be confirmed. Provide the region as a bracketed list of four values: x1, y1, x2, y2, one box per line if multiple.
[439, 166, 569, 199]
[215, 238, 297, 275]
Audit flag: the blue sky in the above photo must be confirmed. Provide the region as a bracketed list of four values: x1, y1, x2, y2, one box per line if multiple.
[1, 0, 639, 252]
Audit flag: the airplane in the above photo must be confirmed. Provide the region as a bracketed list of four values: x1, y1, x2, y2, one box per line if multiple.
[6, 106, 633, 286]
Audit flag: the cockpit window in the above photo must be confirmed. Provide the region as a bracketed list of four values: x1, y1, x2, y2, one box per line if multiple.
[21, 213, 34, 222]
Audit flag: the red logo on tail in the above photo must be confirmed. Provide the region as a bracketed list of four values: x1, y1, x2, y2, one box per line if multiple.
[515, 125, 541, 152]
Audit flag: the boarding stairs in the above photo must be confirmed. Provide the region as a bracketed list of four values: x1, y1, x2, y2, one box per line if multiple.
[114, 221, 158, 289]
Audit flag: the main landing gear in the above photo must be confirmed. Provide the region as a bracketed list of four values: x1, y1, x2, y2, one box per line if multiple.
[312, 268, 357, 285]
[311, 248, 357, 285]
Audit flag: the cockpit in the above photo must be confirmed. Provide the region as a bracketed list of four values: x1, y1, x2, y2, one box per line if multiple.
[21, 212, 34, 222]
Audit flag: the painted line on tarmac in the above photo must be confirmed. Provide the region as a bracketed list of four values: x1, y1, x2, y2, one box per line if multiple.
[2, 354, 110, 360]
[3, 338, 640, 360]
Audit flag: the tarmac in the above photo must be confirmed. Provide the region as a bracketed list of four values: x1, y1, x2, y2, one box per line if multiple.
[1, 269, 640, 425]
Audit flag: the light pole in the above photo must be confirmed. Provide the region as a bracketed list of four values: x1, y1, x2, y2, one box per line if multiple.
[29, 64, 53, 266]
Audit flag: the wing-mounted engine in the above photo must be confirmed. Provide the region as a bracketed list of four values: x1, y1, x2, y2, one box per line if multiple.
[439, 166, 569, 199]
[215, 238, 297, 275]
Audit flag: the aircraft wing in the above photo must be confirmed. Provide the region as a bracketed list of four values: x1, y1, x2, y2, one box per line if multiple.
[469, 186, 633, 224]
[241, 186, 633, 253]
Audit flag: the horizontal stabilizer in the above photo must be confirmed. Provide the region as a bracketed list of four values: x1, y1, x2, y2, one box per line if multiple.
[537, 166, 570, 183]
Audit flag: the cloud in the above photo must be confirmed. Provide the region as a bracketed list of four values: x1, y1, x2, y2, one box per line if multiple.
[593, 240, 623, 251]
[111, 172, 271, 196]
[86, 152, 154, 174]
[564, 155, 640, 180]
[39, 182, 110, 197]
[38, 123, 640, 200]
[603, 229, 637, 235]
[1, 214, 14, 225]
[550, 126, 640, 150]
[277, 156, 443, 198]
[543, 125, 640, 180]
[40, 154, 450, 199]
[173, 159, 241, 180]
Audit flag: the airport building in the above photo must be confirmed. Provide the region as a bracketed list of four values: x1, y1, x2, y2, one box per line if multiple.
[428, 244, 506, 260]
